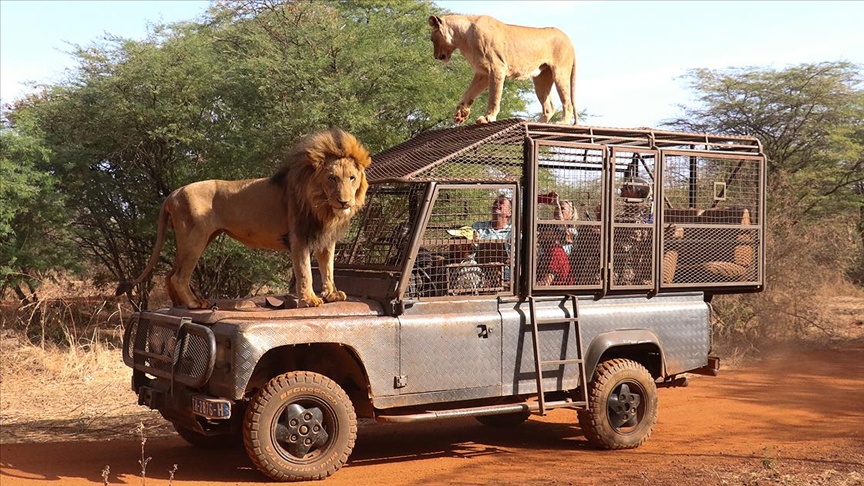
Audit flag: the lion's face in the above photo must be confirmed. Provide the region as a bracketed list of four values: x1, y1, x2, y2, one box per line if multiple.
[288, 128, 371, 224]
[428, 16, 455, 62]
[318, 157, 367, 216]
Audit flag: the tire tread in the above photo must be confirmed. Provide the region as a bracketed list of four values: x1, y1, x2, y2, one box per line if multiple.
[577, 358, 657, 450]
[243, 370, 357, 481]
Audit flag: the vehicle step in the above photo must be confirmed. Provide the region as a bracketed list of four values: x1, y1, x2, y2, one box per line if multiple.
[376, 399, 586, 423]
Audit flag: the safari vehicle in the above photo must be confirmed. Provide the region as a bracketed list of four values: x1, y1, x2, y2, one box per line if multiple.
[122, 119, 766, 481]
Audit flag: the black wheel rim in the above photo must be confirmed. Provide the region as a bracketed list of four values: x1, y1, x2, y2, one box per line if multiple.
[271, 396, 337, 464]
[606, 379, 647, 433]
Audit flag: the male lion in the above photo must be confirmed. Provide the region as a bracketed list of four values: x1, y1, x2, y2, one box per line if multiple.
[428, 14, 577, 125]
[115, 128, 372, 309]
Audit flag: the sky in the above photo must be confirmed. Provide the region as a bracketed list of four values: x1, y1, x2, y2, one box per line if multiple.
[1, 0, 863, 128]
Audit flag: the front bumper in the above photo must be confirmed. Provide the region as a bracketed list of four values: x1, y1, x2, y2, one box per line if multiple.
[134, 374, 239, 435]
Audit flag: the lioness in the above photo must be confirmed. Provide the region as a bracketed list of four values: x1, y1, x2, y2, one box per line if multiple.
[428, 14, 577, 125]
[115, 128, 372, 309]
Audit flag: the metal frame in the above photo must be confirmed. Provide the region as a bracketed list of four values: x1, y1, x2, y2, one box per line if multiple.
[529, 140, 608, 295]
[608, 147, 660, 292]
[357, 119, 766, 299]
[657, 150, 765, 291]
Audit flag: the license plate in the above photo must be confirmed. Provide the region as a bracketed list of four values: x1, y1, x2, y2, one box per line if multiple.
[191, 395, 232, 419]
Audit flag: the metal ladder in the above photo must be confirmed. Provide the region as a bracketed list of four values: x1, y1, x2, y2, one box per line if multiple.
[528, 294, 589, 415]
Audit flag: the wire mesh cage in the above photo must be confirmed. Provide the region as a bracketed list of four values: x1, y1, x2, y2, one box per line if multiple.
[610, 149, 657, 290]
[367, 120, 527, 184]
[337, 119, 765, 300]
[534, 143, 605, 290]
[659, 153, 763, 289]
[335, 183, 425, 268]
[408, 186, 516, 299]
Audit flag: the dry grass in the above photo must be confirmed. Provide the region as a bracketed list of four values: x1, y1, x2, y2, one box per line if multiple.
[0, 280, 174, 444]
[710, 205, 864, 362]
[0, 332, 173, 443]
[713, 279, 864, 356]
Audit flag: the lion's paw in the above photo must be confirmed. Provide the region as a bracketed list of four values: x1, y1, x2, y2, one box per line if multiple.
[184, 298, 211, 310]
[322, 290, 347, 303]
[298, 295, 325, 308]
[454, 106, 471, 124]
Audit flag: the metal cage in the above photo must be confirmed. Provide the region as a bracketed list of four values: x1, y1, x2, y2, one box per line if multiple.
[338, 119, 765, 301]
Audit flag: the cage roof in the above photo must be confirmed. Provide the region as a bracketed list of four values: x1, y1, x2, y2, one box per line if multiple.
[366, 119, 763, 184]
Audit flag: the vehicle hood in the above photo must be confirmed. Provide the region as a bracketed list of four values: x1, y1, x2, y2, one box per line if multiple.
[147, 295, 386, 325]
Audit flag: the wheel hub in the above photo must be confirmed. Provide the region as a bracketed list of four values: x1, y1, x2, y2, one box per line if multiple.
[608, 383, 642, 429]
[275, 403, 329, 458]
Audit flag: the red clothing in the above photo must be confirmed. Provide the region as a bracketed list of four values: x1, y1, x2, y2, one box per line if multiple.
[537, 192, 557, 205]
[539, 245, 572, 285]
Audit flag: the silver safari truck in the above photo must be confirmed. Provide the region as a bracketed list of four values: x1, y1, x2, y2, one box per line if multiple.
[122, 119, 765, 481]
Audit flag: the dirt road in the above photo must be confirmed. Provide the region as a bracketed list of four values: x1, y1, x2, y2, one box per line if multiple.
[2, 342, 862, 486]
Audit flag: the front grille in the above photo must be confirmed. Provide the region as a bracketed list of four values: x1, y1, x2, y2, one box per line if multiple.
[122, 314, 216, 388]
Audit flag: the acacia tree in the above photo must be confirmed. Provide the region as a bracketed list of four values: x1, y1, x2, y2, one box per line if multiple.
[210, 0, 531, 149]
[664, 61, 864, 341]
[6, 0, 530, 309]
[665, 61, 864, 226]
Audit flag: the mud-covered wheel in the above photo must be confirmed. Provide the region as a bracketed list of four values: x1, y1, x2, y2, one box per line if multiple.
[243, 371, 357, 481]
[173, 422, 238, 449]
[577, 358, 658, 449]
[475, 410, 530, 427]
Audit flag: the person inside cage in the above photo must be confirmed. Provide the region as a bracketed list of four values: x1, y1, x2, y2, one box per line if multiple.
[538, 191, 579, 255]
[537, 224, 573, 286]
[445, 226, 484, 294]
[615, 176, 654, 285]
[472, 194, 513, 280]
[472, 194, 512, 241]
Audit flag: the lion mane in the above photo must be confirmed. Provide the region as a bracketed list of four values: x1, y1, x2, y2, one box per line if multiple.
[115, 128, 372, 309]
[428, 14, 577, 125]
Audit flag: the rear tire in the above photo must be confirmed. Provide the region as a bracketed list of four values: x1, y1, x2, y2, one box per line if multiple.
[243, 371, 357, 481]
[577, 358, 658, 449]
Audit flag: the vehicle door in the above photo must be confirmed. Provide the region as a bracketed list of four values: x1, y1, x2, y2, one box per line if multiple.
[396, 184, 517, 398]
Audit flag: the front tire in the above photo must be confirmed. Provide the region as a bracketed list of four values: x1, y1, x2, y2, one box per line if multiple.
[243, 371, 357, 481]
[577, 358, 658, 449]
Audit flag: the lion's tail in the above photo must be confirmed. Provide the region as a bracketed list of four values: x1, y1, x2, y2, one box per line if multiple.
[571, 57, 578, 125]
[115, 203, 170, 297]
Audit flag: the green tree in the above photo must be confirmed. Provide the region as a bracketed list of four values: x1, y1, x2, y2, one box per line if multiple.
[8, 24, 253, 309]
[0, 112, 78, 303]
[5, 0, 529, 309]
[664, 61, 864, 226]
[211, 0, 531, 149]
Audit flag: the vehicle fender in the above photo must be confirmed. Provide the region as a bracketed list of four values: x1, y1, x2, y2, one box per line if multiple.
[584, 329, 665, 379]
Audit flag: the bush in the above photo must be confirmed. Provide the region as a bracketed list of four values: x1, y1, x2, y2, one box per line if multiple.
[712, 195, 863, 352]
